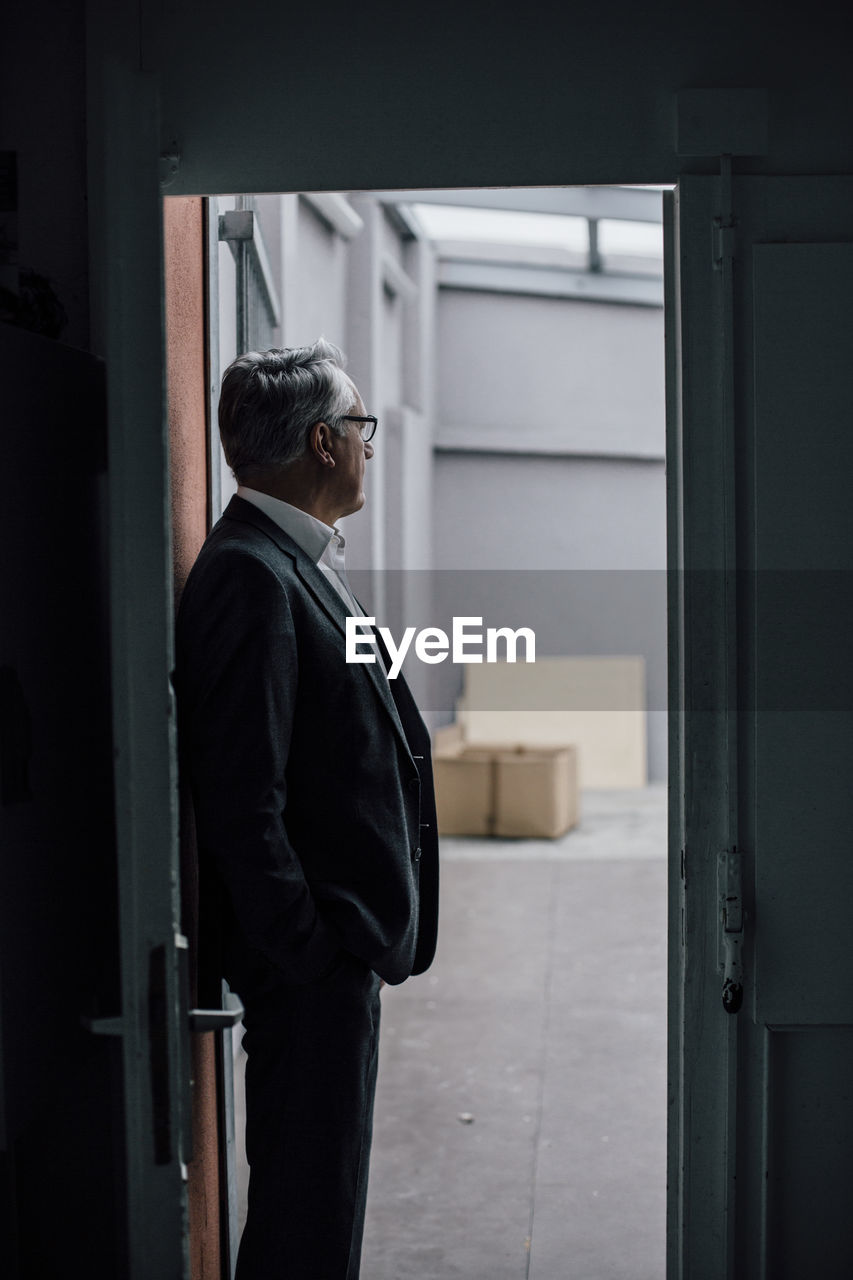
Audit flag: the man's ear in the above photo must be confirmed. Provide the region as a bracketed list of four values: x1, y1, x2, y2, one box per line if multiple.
[309, 420, 336, 467]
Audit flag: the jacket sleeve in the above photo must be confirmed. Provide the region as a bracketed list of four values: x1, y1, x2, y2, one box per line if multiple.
[177, 548, 341, 983]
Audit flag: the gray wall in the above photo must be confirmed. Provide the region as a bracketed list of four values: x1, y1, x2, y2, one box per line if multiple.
[434, 454, 666, 570]
[288, 198, 348, 347]
[432, 284, 667, 778]
[437, 289, 665, 459]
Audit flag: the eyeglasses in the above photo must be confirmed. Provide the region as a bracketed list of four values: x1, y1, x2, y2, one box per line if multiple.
[340, 414, 378, 443]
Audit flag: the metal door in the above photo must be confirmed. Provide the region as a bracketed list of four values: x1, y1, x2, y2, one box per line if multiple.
[86, 11, 192, 1271]
[666, 176, 853, 1278]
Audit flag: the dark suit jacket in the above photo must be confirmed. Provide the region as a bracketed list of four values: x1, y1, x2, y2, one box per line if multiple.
[175, 495, 438, 994]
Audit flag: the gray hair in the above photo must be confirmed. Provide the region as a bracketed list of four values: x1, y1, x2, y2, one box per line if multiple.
[218, 339, 355, 479]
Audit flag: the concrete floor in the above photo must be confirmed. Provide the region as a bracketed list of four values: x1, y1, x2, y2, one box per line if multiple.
[234, 786, 668, 1279]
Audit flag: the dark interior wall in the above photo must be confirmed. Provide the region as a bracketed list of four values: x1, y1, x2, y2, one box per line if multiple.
[0, 325, 122, 1278]
[1, 1, 90, 349]
[1, 5, 120, 1273]
[159, 0, 853, 195]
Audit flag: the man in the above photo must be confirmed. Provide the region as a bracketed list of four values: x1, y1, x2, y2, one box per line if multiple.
[175, 340, 439, 1279]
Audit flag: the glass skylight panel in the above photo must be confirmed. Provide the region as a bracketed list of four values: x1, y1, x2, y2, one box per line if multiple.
[411, 204, 589, 252]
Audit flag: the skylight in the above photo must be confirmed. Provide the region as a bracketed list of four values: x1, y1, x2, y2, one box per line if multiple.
[408, 191, 664, 265]
[411, 204, 589, 254]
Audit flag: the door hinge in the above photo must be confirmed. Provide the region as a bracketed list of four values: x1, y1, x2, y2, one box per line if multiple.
[712, 217, 737, 270]
[718, 847, 745, 1013]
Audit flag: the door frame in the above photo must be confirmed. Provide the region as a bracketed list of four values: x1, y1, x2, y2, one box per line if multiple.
[96, 136, 729, 1276]
[665, 176, 745, 1279]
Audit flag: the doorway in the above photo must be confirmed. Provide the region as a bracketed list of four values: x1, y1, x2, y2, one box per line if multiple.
[184, 185, 670, 1277]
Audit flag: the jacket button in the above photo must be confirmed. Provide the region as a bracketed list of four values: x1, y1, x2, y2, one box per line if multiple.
[408, 776, 420, 791]
[412, 846, 422, 863]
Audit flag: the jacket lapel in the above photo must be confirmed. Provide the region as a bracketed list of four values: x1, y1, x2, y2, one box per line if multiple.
[222, 496, 413, 757]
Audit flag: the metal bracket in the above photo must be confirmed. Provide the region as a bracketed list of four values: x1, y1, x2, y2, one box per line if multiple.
[719, 847, 745, 1013]
[712, 218, 737, 270]
[218, 209, 255, 244]
[217, 208, 282, 345]
[712, 153, 737, 271]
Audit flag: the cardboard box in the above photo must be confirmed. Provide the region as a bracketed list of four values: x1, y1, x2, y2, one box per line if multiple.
[433, 746, 495, 837]
[493, 747, 579, 838]
[434, 732, 579, 838]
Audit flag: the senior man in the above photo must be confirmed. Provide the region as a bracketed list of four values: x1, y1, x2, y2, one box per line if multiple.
[175, 340, 438, 1279]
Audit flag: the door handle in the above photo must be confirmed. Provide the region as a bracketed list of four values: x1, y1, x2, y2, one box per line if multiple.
[145, 937, 247, 1166]
[189, 991, 244, 1032]
[173, 933, 244, 1031]
[172, 936, 245, 1164]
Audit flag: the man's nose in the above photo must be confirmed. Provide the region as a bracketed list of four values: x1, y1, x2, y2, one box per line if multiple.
[364, 440, 374, 460]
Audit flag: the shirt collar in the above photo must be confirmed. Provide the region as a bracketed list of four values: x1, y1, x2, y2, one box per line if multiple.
[236, 486, 337, 565]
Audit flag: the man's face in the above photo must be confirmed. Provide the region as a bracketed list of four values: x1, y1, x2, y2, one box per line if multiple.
[332, 384, 374, 519]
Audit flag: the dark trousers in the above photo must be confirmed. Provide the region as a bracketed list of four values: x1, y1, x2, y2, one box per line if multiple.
[234, 953, 382, 1280]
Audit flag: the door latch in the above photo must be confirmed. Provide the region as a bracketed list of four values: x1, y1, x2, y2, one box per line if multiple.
[718, 848, 744, 1013]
